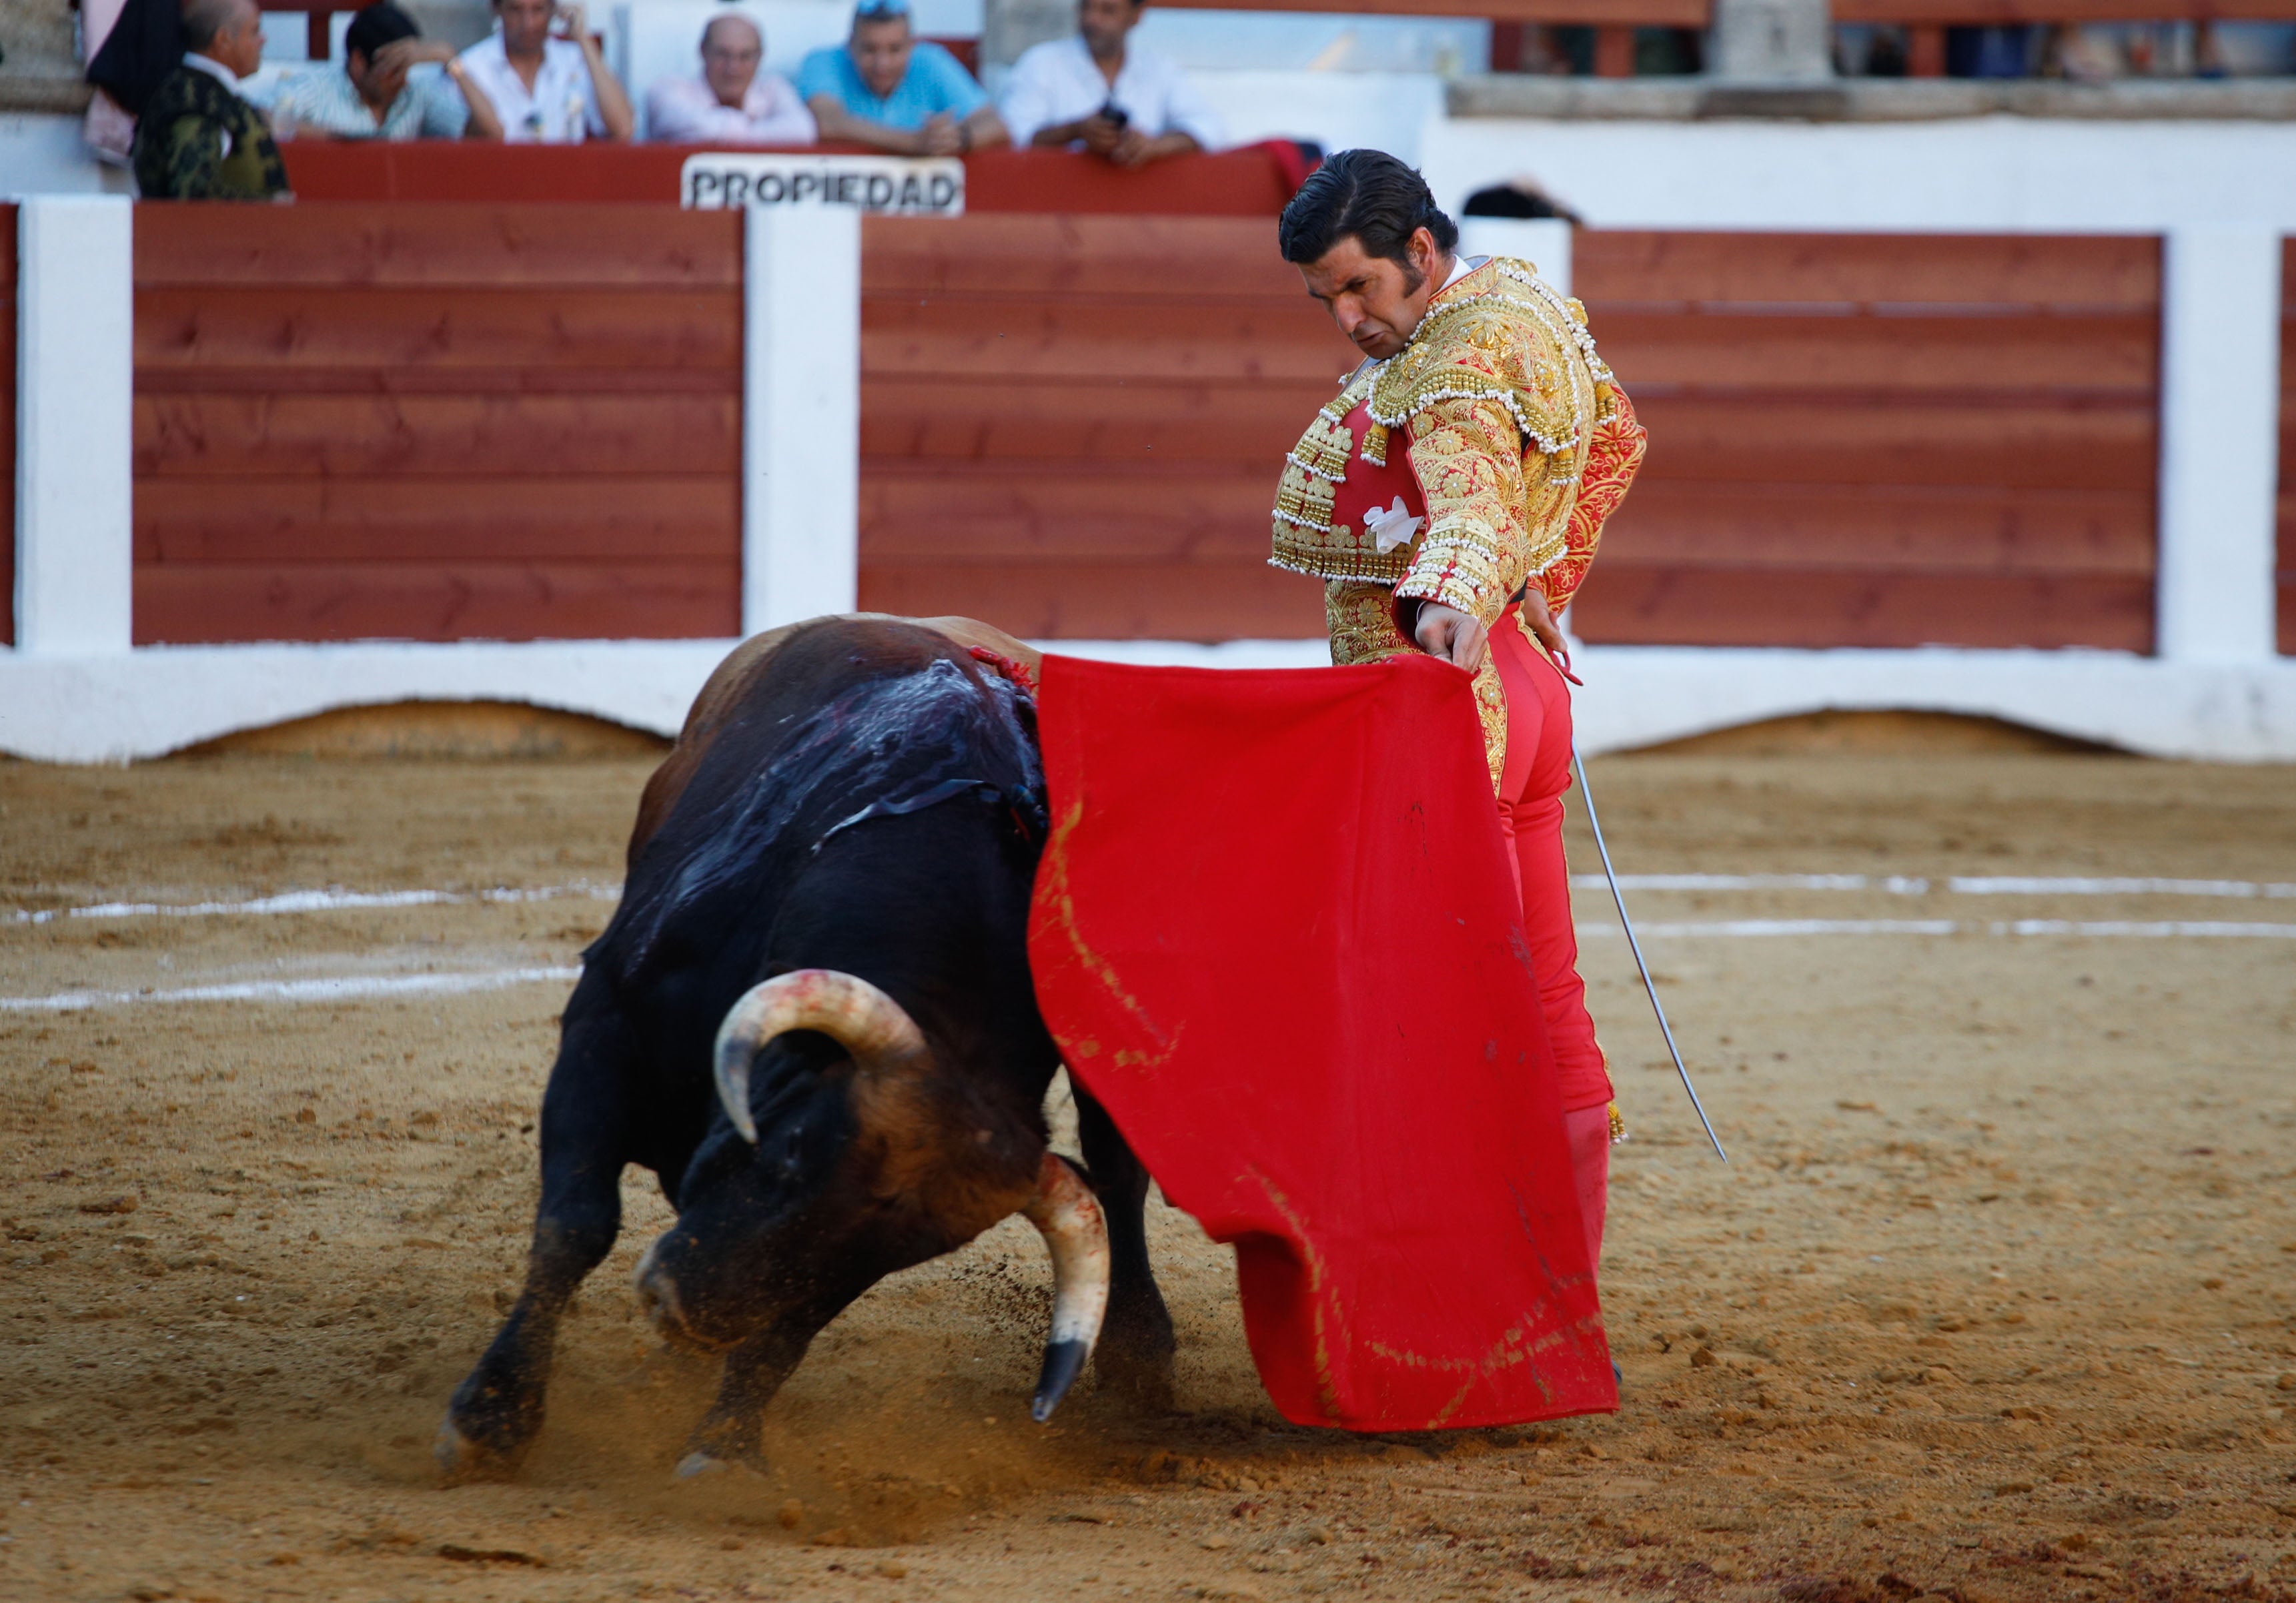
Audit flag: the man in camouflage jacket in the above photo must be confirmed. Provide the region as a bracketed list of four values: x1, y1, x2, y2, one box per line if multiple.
[133, 0, 290, 200]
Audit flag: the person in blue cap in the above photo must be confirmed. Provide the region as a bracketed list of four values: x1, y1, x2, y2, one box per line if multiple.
[796, 0, 1007, 155]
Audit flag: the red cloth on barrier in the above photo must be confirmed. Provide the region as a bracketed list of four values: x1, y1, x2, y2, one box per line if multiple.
[1027, 651, 1616, 1432]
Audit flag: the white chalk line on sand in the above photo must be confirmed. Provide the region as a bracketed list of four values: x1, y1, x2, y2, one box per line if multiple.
[1574, 873, 2296, 899]
[0, 965, 583, 1014]
[7, 873, 2293, 930]
[1588, 919, 2296, 940]
[5, 883, 621, 927]
[8, 917, 2295, 1013]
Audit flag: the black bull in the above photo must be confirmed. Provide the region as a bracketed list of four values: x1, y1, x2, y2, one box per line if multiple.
[438, 618, 1176, 1481]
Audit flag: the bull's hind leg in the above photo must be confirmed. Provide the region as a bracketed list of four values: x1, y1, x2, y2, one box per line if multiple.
[1074, 1084, 1177, 1408]
[438, 1006, 634, 1482]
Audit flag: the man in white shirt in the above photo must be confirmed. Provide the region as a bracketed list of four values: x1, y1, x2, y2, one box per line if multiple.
[646, 13, 815, 144]
[457, 0, 634, 143]
[999, 0, 1221, 167]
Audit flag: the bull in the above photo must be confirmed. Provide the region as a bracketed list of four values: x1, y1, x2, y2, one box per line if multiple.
[437, 616, 1176, 1481]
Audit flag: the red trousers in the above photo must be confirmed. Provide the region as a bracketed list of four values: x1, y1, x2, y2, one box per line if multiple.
[1490, 610, 1613, 1267]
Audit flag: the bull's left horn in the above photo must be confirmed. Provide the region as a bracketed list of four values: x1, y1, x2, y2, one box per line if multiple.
[1022, 1151, 1111, 1422]
[713, 969, 931, 1144]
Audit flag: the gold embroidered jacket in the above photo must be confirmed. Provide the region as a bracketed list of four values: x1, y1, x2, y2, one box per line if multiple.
[1270, 256, 1642, 630]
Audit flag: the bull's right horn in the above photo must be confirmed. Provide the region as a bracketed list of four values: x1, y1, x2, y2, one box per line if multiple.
[713, 969, 931, 1144]
[1022, 1151, 1111, 1422]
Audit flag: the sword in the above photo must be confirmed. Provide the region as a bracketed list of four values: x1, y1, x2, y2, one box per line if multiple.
[1572, 746, 1728, 1163]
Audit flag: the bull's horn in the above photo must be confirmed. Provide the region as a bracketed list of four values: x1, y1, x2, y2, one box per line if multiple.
[1021, 1151, 1111, 1422]
[712, 969, 930, 1144]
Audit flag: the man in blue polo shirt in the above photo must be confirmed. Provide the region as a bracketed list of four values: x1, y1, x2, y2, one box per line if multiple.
[796, 0, 1007, 155]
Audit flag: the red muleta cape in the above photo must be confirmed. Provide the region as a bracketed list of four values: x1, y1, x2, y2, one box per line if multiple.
[1027, 651, 1616, 1431]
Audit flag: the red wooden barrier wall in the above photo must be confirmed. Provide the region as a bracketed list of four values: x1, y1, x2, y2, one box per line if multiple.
[280, 144, 1302, 215]
[132, 204, 742, 644]
[1, 204, 15, 648]
[2281, 239, 2296, 656]
[856, 214, 1338, 640]
[1571, 231, 2161, 652]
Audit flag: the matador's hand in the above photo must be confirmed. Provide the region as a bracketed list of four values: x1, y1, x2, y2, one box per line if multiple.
[1518, 586, 1579, 683]
[1413, 602, 1489, 674]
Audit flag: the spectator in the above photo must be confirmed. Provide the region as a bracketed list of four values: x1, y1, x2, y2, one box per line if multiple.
[795, 0, 1006, 157]
[646, 13, 815, 143]
[131, 0, 289, 199]
[457, 0, 634, 143]
[999, 0, 1221, 166]
[273, 3, 503, 140]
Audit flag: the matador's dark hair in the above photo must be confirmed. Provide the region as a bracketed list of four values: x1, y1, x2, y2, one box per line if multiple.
[1277, 149, 1459, 273]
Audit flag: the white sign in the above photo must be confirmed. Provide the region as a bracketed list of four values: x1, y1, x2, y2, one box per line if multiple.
[680, 154, 965, 216]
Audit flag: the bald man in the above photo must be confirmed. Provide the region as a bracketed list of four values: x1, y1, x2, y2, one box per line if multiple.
[646, 13, 815, 143]
[133, 0, 289, 199]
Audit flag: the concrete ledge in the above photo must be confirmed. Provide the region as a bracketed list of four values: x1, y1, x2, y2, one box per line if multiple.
[2, 637, 2292, 764]
[1447, 74, 2296, 121]
[0, 78, 95, 115]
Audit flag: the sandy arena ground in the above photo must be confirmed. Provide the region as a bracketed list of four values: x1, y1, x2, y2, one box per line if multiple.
[2, 745, 2292, 1603]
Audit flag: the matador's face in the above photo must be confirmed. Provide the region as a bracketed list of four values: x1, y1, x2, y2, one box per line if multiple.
[1296, 229, 1449, 363]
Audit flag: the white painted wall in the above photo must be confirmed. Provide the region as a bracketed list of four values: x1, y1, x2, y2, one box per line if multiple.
[0, 113, 133, 199]
[5, 638, 2294, 762]
[2156, 226, 2283, 665]
[742, 203, 861, 634]
[1418, 113, 2296, 232]
[15, 196, 133, 658]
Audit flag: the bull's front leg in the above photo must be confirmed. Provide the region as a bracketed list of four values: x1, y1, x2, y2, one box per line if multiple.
[673, 1308, 832, 1479]
[438, 1009, 633, 1482]
[1074, 1083, 1177, 1409]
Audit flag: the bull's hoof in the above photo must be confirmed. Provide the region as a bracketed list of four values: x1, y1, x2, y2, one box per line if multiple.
[434, 1418, 524, 1485]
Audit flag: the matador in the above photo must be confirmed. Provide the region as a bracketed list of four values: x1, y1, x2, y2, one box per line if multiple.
[1271, 150, 1646, 1271]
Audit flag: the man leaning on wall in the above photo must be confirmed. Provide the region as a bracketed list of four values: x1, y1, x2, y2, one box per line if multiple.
[647, 13, 816, 144]
[273, 2, 504, 140]
[456, 0, 635, 142]
[796, 0, 1007, 157]
[999, 0, 1221, 167]
[132, 0, 290, 199]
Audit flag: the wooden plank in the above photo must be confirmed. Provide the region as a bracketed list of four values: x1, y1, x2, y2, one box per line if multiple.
[864, 214, 1311, 300]
[1624, 394, 2157, 492]
[135, 288, 741, 372]
[860, 462, 1279, 560]
[133, 562, 740, 644]
[135, 367, 739, 396]
[276, 145, 1297, 215]
[1594, 310, 2157, 394]
[862, 386, 2156, 484]
[858, 560, 1327, 641]
[136, 476, 738, 563]
[860, 377, 1335, 463]
[134, 394, 740, 476]
[1568, 568, 2155, 650]
[1153, 0, 1712, 21]
[134, 203, 744, 288]
[1598, 481, 2155, 574]
[1576, 230, 2161, 311]
[862, 296, 1353, 384]
[1834, 0, 2296, 21]
[2281, 579, 2296, 658]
